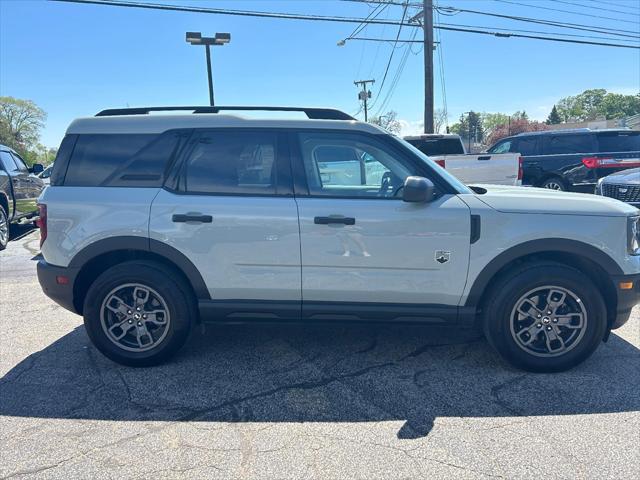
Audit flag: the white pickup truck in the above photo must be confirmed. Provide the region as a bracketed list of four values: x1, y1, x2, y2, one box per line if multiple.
[404, 134, 521, 185]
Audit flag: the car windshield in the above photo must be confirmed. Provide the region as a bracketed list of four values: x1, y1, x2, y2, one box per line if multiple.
[393, 137, 473, 194]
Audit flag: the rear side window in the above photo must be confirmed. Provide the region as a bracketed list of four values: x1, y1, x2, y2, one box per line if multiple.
[597, 131, 640, 153]
[513, 137, 539, 156]
[545, 134, 594, 155]
[63, 132, 183, 187]
[182, 130, 277, 195]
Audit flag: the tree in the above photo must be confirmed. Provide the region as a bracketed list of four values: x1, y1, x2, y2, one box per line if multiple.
[434, 108, 448, 134]
[0, 96, 47, 165]
[486, 117, 549, 147]
[555, 89, 639, 121]
[370, 110, 402, 135]
[450, 111, 484, 143]
[481, 112, 510, 139]
[546, 105, 562, 125]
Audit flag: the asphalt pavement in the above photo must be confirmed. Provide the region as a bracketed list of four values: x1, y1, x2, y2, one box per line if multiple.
[1, 227, 638, 479]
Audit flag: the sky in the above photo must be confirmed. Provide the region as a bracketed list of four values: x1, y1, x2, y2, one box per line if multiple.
[1, 0, 639, 148]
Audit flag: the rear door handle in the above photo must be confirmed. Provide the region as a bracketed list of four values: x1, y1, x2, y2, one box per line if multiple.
[172, 213, 213, 223]
[314, 216, 355, 225]
[477, 155, 491, 161]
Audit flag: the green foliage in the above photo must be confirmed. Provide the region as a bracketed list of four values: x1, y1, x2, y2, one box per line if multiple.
[546, 105, 562, 125]
[450, 111, 484, 143]
[0, 96, 48, 166]
[555, 89, 640, 122]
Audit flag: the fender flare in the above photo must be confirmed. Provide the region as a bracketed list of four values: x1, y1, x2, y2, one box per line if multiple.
[465, 238, 623, 307]
[68, 236, 210, 299]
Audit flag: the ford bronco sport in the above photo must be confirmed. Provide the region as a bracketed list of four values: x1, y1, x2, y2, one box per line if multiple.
[37, 106, 640, 372]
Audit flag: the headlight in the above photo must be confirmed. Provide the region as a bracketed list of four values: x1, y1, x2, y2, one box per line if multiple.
[629, 216, 640, 255]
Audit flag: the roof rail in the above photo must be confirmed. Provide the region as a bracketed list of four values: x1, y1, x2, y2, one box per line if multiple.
[516, 128, 591, 136]
[95, 106, 356, 121]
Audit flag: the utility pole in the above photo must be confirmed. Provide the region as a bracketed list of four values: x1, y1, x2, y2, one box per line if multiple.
[423, 0, 434, 133]
[354, 79, 375, 122]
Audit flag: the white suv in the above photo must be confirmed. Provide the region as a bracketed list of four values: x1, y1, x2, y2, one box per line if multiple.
[37, 106, 640, 371]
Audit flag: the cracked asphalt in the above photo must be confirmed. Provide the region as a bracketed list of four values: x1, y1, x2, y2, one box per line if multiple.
[1, 227, 639, 479]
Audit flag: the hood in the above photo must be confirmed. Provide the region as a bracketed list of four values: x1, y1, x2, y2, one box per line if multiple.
[602, 168, 640, 185]
[469, 184, 638, 217]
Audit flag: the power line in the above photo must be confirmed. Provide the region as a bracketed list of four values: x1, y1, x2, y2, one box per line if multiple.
[492, 0, 640, 25]
[547, 0, 640, 17]
[583, 0, 640, 12]
[53, 0, 640, 46]
[348, 29, 639, 49]
[343, 0, 640, 37]
[368, 2, 408, 110]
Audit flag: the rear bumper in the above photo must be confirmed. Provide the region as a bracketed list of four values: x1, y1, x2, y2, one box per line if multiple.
[37, 260, 80, 314]
[610, 273, 640, 329]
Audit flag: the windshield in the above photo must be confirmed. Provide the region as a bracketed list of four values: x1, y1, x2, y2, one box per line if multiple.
[393, 137, 473, 194]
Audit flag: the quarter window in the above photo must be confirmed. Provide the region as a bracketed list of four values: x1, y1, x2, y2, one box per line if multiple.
[298, 132, 414, 198]
[183, 131, 277, 195]
[546, 134, 593, 154]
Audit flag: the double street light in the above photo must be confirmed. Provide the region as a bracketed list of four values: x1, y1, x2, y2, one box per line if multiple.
[186, 32, 231, 106]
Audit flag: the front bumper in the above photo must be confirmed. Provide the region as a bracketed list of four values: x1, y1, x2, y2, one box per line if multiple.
[37, 259, 80, 314]
[610, 273, 640, 329]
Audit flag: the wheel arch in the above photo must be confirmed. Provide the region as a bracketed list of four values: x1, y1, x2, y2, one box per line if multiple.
[69, 236, 209, 315]
[466, 239, 621, 327]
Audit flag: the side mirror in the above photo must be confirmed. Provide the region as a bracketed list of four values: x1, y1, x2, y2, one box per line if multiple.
[402, 176, 435, 203]
[31, 163, 44, 175]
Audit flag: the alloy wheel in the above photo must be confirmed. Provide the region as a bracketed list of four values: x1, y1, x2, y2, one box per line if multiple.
[510, 285, 587, 357]
[0, 209, 8, 246]
[100, 283, 171, 352]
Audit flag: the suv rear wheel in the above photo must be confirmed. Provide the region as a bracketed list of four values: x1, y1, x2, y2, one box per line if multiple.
[483, 263, 607, 372]
[83, 261, 195, 367]
[540, 177, 566, 191]
[0, 205, 8, 250]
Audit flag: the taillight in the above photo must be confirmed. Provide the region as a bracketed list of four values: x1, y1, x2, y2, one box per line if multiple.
[580, 156, 640, 169]
[435, 159, 446, 168]
[517, 156, 524, 181]
[35, 204, 47, 247]
[581, 156, 602, 169]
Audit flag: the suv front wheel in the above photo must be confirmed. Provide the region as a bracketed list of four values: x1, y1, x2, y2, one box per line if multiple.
[83, 261, 195, 367]
[483, 263, 607, 372]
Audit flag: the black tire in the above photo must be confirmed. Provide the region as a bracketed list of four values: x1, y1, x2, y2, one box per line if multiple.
[540, 177, 567, 191]
[0, 204, 9, 250]
[83, 261, 195, 367]
[483, 262, 607, 373]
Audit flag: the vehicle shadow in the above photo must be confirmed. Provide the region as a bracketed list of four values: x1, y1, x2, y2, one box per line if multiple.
[1, 323, 638, 439]
[9, 223, 37, 242]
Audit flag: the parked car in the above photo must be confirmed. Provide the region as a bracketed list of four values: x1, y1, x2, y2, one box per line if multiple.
[404, 134, 521, 186]
[487, 128, 640, 191]
[37, 106, 640, 372]
[38, 164, 54, 185]
[0, 144, 45, 250]
[596, 167, 640, 208]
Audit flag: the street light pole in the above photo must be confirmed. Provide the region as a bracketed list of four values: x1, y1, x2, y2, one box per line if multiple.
[205, 44, 214, 106]
[186, 32, 231, 107]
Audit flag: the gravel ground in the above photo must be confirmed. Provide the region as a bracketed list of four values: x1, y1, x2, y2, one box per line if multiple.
[1, 227, 639, 479]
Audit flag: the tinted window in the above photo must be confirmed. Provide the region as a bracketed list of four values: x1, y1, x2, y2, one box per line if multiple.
[489, 140, 511, 154]
[0, 151, 19, 173]
[408, 138, 464, 156]
[50, 135, 77, 186]
[597, 131, 640, 153]
[64, 133, 181, 187]
[10, 153, 29, 172]
[299, 132, 414, 198]
[184, 131, 277, 195]
[514, 137, 538, 156]
[546, 134, 594, 154]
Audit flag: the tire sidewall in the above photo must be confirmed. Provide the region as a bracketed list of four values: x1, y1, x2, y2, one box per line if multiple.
[485, 265, 607, 372]
[0, 205, 9, 250]
[541, 177, 566, 191]
[83, 262, 193, 367]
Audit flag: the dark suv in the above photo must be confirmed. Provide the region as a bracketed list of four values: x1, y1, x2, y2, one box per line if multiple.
[487, 129, 640, 192]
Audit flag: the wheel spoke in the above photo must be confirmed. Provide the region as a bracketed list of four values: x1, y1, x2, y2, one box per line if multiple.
[144, 309, 168, 326]
[546, 289, 567, 313]
[517, 298, 545, 319]
[106, 296, 133, 317]
[555, 313, 584, 329]
[544, 326, 566, 353]
[516, 323, 543, 345]
[133, 286, 150, 307]
[135, 324, 153, 348]
[108, 320, 136, 340]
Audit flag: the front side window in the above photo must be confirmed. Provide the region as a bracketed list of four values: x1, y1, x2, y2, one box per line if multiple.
[298, 132, 413, 198]
[10, 153, 29, 173]
[183, 130, 277, 195]
[0, 151, 20, 173]
[489, 140, 512, 154]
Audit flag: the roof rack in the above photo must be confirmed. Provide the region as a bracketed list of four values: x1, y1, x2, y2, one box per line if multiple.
[515, 128, 591, 136]
[95, 106, 356, 121]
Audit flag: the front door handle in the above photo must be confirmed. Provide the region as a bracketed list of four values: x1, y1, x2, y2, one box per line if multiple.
[314, 216, 355, 225]
[477, 155, 491, 161]
[172, 213, 213, 223]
